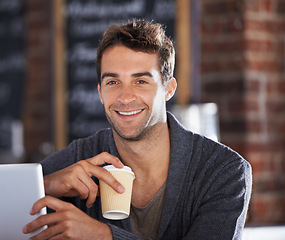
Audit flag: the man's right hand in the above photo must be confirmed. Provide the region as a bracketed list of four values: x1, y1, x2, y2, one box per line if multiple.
[43, 152, 125, 208]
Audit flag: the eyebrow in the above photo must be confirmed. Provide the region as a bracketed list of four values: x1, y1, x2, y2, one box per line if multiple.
[101, 71, 153, 81]
[101, 72, 118, 81]
[131, 72, 153, 78]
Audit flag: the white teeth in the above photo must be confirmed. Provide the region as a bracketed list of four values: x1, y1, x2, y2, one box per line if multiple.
[118, 110, 142, 116]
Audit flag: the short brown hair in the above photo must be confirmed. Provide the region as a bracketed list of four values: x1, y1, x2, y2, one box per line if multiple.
[96, 19, 175, 85]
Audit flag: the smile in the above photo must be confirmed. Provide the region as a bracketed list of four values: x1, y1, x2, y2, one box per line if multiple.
[117, 110, 143, 116]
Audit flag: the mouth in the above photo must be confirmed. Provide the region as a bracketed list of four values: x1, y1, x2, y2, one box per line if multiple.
[116, 109, 143, 116]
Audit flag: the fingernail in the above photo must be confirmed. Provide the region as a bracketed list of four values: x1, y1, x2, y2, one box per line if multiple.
[117, 185, 125, 193]
[22, 225, 28, 234]
[117, 160, 124, 167]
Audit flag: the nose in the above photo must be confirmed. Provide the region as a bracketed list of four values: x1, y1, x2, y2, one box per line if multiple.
[117, 85, 136, 105]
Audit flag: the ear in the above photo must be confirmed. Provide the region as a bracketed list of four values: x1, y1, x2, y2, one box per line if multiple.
[165, 77, 177, 101]
[97, 84, 103, 104]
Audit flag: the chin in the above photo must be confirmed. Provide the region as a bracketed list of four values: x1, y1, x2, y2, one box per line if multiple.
[114, 128, 147, 142]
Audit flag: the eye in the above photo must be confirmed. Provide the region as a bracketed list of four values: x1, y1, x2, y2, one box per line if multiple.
[137, 79, 148, 84]
[106, 80, 118, 85]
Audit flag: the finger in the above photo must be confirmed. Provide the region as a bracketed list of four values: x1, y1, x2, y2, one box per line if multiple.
[88, 164, 125, 194]
[87, 152, 124, 168]
[71, 164, 99, 201]
[65, 178, 90, 199]
[24, 197, 73, 234]
[78, 174, 99, 208]
[75, 154, 125, 206]
[73, 162, 100, 207]
[28, 221, 65, 240]
[80, 157, 125, 195]
[85, 183, 99, 208]
[23, 212, 58, 235]
[30, 196, 71, 215]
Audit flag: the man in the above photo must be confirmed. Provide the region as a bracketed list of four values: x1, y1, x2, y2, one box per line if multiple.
[23, 20, 252, 240]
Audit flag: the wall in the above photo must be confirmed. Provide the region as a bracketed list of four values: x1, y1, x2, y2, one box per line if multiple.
[200, 0, 285, 224]
[0, 0, 25, 162]
[23, 0, 53, 162]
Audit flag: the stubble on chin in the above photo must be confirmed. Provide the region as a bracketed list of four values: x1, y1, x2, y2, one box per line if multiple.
[105, 112, 151, 142]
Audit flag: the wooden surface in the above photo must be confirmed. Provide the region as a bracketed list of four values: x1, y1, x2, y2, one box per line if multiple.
[53, 0, 67, 150]
[176, 0, 192, 105]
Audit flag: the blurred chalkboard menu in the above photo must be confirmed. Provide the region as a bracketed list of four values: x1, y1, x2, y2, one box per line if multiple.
[0, 0, 25, 152]
[65, 0, 176, 142]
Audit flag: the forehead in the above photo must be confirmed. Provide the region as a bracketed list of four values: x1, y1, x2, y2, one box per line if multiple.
[101, 45, 160, 74]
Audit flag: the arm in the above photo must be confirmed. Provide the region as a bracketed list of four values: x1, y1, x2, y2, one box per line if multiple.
[184, 159, 252, 240]
[23, 196, 113, 240]
[43, 152, 125, 208]
[23, 197, 151, 240]
[23, 152, 130, 240]
[26, 137, 146, 239]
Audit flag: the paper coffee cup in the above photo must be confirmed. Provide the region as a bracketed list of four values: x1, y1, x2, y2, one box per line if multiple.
[99, 165, 135, 220]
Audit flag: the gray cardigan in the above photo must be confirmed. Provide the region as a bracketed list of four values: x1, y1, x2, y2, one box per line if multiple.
[41, 112, 252, 240]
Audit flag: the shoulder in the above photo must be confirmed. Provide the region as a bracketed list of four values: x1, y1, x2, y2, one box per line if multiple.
[190, 132, 251, 181]
[167, 111, 251, 184]
[41, 128, 113, 175]
[75, 128, 113, 156]
[189, 134, 252, 202]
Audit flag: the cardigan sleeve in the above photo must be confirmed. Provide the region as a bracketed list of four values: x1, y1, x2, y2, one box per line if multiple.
[183, 158, 252, 240]
[41, 140, 78, 176]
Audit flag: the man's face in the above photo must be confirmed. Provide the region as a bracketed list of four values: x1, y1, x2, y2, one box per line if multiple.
[98, 45, 175, 141]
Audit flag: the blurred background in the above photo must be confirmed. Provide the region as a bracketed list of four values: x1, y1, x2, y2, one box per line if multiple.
[0, 0, 285, 235]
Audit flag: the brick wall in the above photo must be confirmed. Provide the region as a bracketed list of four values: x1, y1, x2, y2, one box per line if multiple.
[23, 0, 53, 162]
[200, 0, 285, 224]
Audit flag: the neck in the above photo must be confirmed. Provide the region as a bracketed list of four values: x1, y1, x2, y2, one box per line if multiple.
[113, 121, 171, 180]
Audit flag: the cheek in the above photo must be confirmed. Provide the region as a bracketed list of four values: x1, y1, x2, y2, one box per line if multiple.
[150, 89, 166, 108]
[99, 92, 111, 108]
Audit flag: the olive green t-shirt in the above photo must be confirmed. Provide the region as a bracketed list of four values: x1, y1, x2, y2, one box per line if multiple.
[130, 182, 166, 240]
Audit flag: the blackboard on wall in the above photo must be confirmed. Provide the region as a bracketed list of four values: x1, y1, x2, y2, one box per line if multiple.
[65, 0, 176, 142]
[0, 0, 25, 153]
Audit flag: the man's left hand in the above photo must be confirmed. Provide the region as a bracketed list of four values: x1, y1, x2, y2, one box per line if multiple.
[23, 196, 112, 240]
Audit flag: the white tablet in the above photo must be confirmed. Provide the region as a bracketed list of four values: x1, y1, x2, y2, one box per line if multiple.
[0, 163, 47, 240]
